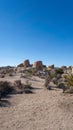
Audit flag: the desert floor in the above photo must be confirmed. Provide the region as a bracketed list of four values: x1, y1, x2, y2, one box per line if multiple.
[0, 76, 73, 130]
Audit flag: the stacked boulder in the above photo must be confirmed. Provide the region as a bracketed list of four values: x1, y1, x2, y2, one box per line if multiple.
[33, 61, 43, 70]
[23, 59, 30, 68]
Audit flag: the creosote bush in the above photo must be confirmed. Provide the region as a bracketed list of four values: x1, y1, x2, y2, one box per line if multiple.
[0, 81, 14, 99]
[56, 68, 64, 75]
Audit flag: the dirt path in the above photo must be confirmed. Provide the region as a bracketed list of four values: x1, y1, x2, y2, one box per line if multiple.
[0, 76, 73, 130]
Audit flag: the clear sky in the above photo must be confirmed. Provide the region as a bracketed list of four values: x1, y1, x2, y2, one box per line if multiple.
[0, 0, 73, 67]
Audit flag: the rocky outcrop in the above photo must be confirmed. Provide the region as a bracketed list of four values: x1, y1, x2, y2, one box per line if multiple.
[48, 64, 54, 69]
[33, 61, 43, 70]
[17, 63, 24, 67]
[23, 60, 30, 67]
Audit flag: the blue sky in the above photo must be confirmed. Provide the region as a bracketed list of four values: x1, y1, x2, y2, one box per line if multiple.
[0, 0, 73, 67]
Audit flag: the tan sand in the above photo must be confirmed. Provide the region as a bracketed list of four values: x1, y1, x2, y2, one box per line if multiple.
[0, 76, 73, 130]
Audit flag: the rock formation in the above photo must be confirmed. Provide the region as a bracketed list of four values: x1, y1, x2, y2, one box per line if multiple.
[33, 61, 43, 70]
[23, 59, 30, 67]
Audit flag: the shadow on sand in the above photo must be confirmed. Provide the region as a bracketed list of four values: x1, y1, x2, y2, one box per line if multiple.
[0, 99, 11, 107]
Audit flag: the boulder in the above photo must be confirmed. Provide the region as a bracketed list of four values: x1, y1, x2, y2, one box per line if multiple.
[33, 61, 43, 70]
[23, 59, 30, 67]
[61, 66, 67, 69]
[17, 63, 24, 67]
[48, 64, 54, 69]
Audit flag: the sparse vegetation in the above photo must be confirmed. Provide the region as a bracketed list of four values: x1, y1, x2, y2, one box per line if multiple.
[49, 73, 56, 79]
[0, 79, 34, 101]
[67, 74, 73, 87]
[25, 68, 37, 77]
[14, 80, 22, 90]
[44, 76, 50, 88]
[63, 74, 73, 93]
[24, 80, 32, 89]
[56, 68, 64, 75]
[14, 80, 33, 94]
[0, 81, 15, 99]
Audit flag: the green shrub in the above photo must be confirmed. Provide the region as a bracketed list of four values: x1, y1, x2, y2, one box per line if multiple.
[25, 68, 37, 77]
[56, 68, 64, 75]
[49, 73, 56, 79]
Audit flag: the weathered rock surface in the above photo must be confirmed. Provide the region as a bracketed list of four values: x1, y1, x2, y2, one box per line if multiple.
[33, 61, 43, 70]
[23, 59, 30, 67]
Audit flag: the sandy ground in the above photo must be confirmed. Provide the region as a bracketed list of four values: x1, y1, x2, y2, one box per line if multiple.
[0, 76, 73, 130]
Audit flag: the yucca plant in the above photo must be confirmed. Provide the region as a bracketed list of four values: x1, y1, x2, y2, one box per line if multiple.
[67, 74, 73, 88]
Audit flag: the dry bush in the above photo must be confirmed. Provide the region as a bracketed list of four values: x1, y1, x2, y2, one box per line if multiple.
[24, 80, 33, 89]
[44, 77, 49, 88]
[22, 80, 33, 93]
[14, 80, 33, 94]
[20, 74, 26, 78]
[0, 81, 15, 99]
[14, 80, 22, 90]
[49, 73, 56, 79]
[64, 74, 73, 93]
[25, 69, 35, 77]
[56, 68, 64, 75]
[58, 75, 73, 93]
[44, 76, 50, 89]
[67, 74, 73, 87]
[57, 82, 67, 93]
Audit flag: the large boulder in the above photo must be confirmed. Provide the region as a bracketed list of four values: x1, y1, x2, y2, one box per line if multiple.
[61, 66, 67, 69]
[23, 59, 30, 68]
[33, 61, 43, 70]
[48, 64, 54, 70]
[17, 63, 24, 67]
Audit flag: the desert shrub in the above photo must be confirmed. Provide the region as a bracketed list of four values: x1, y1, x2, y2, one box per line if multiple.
[52, 77, 58, 84]
[63, 75, 68, 79]
[20, 74, 26, 78]
[58, 83, 65, 89]
[0, 81, 14, 99]
[25, 68, 37, 77]
[58, 75, 73, 93]
[44, 76, 50, 88]
[56, 74, 61, 79]
[67, 74, 73, 88]
[14, 79, 33, 94]
[8, 73, 14, 76]
[57, 82, 69, 93]
[49, 73, 56, 79]
[14, 80, 22, 89]
[0, 74, 5, 78]
[56, 68, 64, 75]
[24, 80, 33, 89]
[20, 80, 33, 94]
